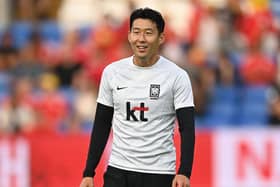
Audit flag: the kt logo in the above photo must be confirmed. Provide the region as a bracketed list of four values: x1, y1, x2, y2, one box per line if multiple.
[126, 102, 149, 121]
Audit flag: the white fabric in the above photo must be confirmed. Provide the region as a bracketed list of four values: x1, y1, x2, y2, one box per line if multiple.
[97, 56, 194, 174]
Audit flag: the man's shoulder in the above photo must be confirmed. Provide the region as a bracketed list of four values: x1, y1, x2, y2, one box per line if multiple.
[160, 56, 187, 74]
[104, 56, 132, 72]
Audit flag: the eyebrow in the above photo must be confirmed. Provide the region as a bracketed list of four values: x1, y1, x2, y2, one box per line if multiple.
[132, 27, 154, 31]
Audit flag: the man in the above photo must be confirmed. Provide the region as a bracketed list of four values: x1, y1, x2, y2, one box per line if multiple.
[80, 7, 195, 187]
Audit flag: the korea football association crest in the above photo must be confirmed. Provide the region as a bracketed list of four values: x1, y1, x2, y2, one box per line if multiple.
[150, 84, 160, 99]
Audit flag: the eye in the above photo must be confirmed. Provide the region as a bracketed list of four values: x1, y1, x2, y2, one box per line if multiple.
[132, 29, 140, 35]
[145, 31, 153, 35]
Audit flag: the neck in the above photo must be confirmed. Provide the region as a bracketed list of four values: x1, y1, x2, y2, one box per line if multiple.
[133, 55, 160, 67]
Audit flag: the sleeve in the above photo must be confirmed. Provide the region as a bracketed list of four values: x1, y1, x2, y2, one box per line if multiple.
[176, 106, 195, 178]
[83, 103, 114, 177]
[96, 66, 114, 107]
[173, 70, 194, 110]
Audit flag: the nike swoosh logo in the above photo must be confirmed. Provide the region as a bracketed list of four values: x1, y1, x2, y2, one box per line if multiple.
[116, 86, 128, 90]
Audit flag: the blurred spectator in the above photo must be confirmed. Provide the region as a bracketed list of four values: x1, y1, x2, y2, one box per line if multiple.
[267, 39, 280, 126]
[92, 14, 118, 52]
[34, 72, 68, 131]
[34, 0, 61, 21]
[10, 32, 46, 83]
[239, 41, 276, 85]
[26, 31, 55, 65]
[0, 31, 16, 96]
[11, 0, 61, 22]
[0, 0, 9, 29]
[81, 15, 126, 86]
[61, 115, 83, 134]
[11, 0, 34, 21]
[261, 28, 279, 58]
[234, 0, 273, 48]
[215, 51, 235, 85]
[196, 5, 221, 56]
[0, 77, 36, 134]
[216, 0, 246, 53]
[268, 83, 280, 126]
[57, 0, 99, 31]
[183, 44, 214, 116]
[0, 30, 18, 70]
[51, 30, 82, 87]
[186, 0, 206, 45]
[161, 38, 185, 67]
[71, 69, 98, 132]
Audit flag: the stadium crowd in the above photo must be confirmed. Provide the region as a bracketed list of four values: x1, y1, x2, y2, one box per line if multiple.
[0, 0, 280, 135]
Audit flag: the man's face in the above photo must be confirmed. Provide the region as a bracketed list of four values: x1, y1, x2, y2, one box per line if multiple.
[128, 18, 164, 62]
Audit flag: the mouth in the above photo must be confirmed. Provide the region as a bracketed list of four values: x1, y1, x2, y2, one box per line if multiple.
[136, 45, 148, 52]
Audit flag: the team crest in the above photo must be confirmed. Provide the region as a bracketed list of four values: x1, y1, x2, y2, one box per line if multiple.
[150, 84, 160, 99]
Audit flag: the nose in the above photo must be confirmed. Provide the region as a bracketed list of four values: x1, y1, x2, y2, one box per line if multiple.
[138, 32, 146, 42]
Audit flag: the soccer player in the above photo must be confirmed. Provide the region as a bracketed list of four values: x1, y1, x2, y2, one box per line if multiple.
[80, 7, 195, 187]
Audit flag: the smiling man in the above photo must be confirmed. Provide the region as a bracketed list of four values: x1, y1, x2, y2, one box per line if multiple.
[80, 7, 195, 187]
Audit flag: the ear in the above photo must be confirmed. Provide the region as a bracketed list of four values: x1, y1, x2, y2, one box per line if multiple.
[159, 33, 165, 44]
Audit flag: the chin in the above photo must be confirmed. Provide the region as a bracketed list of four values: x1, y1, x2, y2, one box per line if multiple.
[135, 54, 147, 59]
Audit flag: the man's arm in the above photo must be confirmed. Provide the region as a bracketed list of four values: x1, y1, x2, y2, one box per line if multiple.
[82, 103, 114, 177]
[175, 106, 195, 179]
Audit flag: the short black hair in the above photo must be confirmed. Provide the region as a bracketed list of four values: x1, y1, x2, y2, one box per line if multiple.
[129, 7, 165, 34]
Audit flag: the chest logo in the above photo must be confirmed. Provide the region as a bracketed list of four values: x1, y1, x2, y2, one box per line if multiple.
[150, 84, 160, 99]
[117, 86, 128, 90]
[126, 102, 148, 121]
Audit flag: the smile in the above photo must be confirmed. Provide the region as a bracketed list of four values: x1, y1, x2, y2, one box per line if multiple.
[137, 45, 148, 49]
[136, 46, 148, 52]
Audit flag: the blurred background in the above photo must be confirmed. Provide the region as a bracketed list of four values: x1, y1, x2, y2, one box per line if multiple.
[0, 0, 280, 187]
